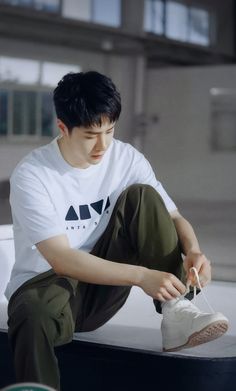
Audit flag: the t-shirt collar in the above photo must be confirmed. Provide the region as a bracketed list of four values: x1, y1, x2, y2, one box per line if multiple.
[51, 136, 112, 177]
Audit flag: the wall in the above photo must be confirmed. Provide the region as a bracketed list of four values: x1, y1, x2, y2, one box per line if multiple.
[210, 0, 235, 55]
[144, 65, 236, 202]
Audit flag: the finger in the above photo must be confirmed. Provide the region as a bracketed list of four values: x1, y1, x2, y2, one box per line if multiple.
[200, 259, 211, 274]
[199, 273, 211, 287]
[198, 276, 207, 287]
[198, 261, 211, 287]
[186, 271, 195, 286]
[162, 291, 174, 301]
[171, 275, 186, 295]
[156, 292, 166, 302]
[186, 277, 193, 287]
[159, 287, 178, 301]
[186, 272, 198, 287]
[166, 284, 183, 298]
[191, 258, 203, 273]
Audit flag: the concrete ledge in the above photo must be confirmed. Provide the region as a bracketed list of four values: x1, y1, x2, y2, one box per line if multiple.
[1, 330, 236, 391]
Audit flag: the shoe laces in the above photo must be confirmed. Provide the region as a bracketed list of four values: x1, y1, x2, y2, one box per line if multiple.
[184, 267, 215, 314]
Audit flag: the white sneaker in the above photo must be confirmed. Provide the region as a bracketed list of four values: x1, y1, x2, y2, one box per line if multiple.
[161, 298, 229, 352]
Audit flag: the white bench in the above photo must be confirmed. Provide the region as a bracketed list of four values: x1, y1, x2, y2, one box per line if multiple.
[0, 225, 14, 331]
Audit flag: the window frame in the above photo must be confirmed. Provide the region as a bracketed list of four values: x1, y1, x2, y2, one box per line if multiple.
[144, 0, 214, 48]
[91, 0, 121, 27]
[1, 0, 62, 14]
[0, 55, 80, 142]
[0, 83, 57, 142]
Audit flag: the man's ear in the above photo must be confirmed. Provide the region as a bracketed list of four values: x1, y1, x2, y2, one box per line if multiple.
[57, 119, 69, 136]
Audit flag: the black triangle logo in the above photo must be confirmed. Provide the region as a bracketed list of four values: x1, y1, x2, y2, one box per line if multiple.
[79, 205, 91, 220]
[65, 206, 79, 221]
[104, 197, 110, 210]
[90, 199, 104, 215]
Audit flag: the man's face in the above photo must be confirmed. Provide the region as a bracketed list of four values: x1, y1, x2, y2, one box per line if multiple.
[58, 118, 115, 169]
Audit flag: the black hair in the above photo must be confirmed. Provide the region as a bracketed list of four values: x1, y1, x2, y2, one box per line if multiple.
[53, 71, 121, 132]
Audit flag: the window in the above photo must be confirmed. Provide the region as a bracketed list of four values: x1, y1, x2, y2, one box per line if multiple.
[41, 62, 79, 87]
[144, 0, 164, 34]
[2, 0, 122, 26]
[34, 0, 59, 12]
[41, 91, 55, 136]
[0, 56, 80, 139]
[2, 0, 60, 13]
[92, 0, 120, 27]
[62, 0, 90, 21]
[166, 1, 188, 42]
[144, 0, 211, 47]
[2, 89, 55, 138]
[189, 7, 210, 46]
[0, 57, 40, 84]
[0, 56, 80, 86]
[62, 0, 121, 27]
[12, 91, 37, 135]
[0, 90, 7, 135]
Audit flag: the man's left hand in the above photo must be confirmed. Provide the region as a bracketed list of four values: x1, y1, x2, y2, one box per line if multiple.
[183, 251, 211, 288]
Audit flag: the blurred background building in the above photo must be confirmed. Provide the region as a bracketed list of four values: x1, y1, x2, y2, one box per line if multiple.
[0, 0, 235, 280]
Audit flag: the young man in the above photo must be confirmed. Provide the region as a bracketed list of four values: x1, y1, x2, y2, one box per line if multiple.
[6, 71, 228, 390]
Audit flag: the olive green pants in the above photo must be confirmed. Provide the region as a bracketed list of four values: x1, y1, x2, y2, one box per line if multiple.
[8, 184, 192, 390]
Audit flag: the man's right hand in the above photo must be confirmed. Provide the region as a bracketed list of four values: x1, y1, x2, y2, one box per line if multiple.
[137, 267, 186, 302]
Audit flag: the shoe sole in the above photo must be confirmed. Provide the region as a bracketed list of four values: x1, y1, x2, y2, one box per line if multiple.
[163, 320, 229, 352]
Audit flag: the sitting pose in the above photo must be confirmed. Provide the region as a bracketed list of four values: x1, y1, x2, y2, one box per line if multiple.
[6, 71, 228, 390]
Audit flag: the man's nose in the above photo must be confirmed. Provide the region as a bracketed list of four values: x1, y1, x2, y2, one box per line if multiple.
[96, 134, 106, 150]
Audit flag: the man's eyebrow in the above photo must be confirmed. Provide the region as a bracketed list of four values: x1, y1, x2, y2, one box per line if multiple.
[84, 125, 114, 134]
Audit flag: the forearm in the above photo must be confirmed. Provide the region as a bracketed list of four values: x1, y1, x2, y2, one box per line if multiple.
[172, 214, 212, 286]
[37, 234, 187, 299]
[50, 246, 144, 287]
[172, 214, 201, 255]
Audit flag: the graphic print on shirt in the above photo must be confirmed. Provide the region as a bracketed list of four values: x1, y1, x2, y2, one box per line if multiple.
[65, 196, 111, 230]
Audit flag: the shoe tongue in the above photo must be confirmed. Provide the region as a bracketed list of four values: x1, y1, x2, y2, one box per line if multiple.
[162, 298, 199, 313]
[162, 298, 178, 309]
[175, 298, 200, 313]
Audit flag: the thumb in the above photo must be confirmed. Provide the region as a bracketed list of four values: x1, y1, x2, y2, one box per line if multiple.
[186, 267, 198, 287]
[186, 269, 193, 287]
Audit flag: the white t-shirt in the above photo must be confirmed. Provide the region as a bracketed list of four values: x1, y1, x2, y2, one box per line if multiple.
[5, 137, 177, 300]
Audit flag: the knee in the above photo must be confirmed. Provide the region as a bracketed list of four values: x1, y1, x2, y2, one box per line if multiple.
[125, 184, 165, 206]
[126, 183, 153, 193]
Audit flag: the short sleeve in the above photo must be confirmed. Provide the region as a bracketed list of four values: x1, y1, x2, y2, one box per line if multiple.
[131, 150, 177, 213]
[10, 169, 65, 245]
